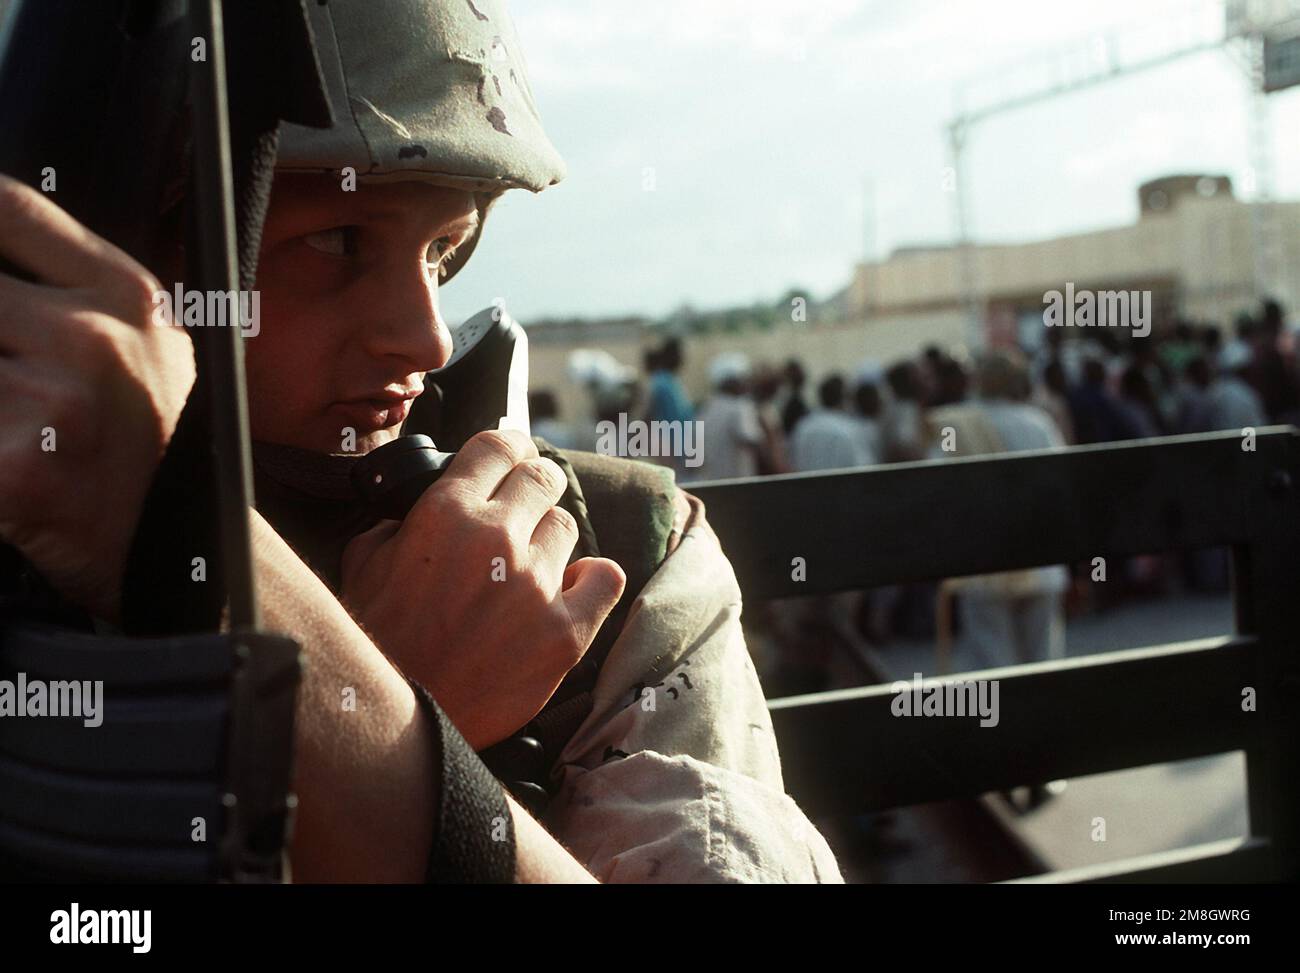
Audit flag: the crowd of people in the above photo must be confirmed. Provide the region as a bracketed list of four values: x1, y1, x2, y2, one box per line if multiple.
[550, 297, 1292, 483]
[539, 298, 1293, 697]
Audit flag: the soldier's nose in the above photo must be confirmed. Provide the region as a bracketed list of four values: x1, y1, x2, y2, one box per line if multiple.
[365, 266, 454, 372]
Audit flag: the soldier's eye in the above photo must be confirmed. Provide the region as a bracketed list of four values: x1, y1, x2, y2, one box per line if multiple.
[425, 237, 460, 279]
[303, 226, 360, 257]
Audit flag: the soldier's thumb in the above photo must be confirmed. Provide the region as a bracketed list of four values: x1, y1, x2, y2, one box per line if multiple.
[561, 556, 626, 647]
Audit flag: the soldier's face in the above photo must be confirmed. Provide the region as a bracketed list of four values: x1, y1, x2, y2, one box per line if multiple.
[248, 173, 478, 453]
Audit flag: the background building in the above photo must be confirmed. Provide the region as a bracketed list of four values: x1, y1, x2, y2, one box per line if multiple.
[527, 174, 1300, 417]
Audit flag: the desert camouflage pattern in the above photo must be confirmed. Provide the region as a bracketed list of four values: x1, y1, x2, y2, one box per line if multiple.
[277, 0, 565, 194]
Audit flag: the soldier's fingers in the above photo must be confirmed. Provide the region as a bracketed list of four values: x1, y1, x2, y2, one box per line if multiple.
[0, 355, 60, 407]
[0, 174, 151, 297]
[529, 505, 580, 592]
[0, 274, 69, 355]
[492, 456, 567, 520]
[438, 428, 538, 501]
[0, 359, 47, 448]
[560, 557, 626, 652]
[0, 356, 25, 409]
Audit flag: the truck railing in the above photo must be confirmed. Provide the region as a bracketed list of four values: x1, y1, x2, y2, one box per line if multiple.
[690, 427, 1300, 883]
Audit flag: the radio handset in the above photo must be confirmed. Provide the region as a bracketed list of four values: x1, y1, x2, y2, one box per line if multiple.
[352, 306, 530, 518]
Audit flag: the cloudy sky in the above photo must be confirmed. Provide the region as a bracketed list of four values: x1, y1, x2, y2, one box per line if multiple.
[441, 0, 1300, 324]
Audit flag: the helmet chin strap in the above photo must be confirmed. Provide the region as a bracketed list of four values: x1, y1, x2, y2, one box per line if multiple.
[252, 440, 366, 501]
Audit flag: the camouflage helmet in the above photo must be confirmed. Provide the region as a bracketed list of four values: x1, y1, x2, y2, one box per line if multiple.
[276, 0, 565, 279]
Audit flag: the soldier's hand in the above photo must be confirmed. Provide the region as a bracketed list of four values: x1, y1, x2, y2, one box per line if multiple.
[340, 429, 626, 750]
[0, 174, 196, 620]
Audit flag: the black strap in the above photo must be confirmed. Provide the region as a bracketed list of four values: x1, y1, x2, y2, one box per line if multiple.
[408, 678, 517, 884]
[120, 392, 227, 634]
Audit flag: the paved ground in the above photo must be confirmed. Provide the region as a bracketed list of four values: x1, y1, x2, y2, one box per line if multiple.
[985, 592, 1245, 873]
[751, 591, 1248, 880]
[866, 588, 1235, 676]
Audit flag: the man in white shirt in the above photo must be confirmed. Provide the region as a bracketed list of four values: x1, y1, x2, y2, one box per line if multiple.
[933, 351, 1069, 670]
[1210, 341, 1267, 430]
[791, 374, 876, 472]
[688, 353, 764, 482]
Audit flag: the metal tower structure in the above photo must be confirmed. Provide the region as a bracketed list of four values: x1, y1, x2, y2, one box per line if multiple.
[947, 0, 1300, 350]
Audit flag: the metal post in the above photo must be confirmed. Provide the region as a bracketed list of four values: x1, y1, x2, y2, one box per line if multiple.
[948, 116, 983, 352]
[1245, 31, 1278, 300]
[188, 0, 260, 631]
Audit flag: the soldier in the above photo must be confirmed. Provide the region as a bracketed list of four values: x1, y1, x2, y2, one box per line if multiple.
[0, 164, 599, 880]
[0, 0, 841, 882]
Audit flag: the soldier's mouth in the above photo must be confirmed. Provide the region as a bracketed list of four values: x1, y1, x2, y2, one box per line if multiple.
[330, 393, 419, 431]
